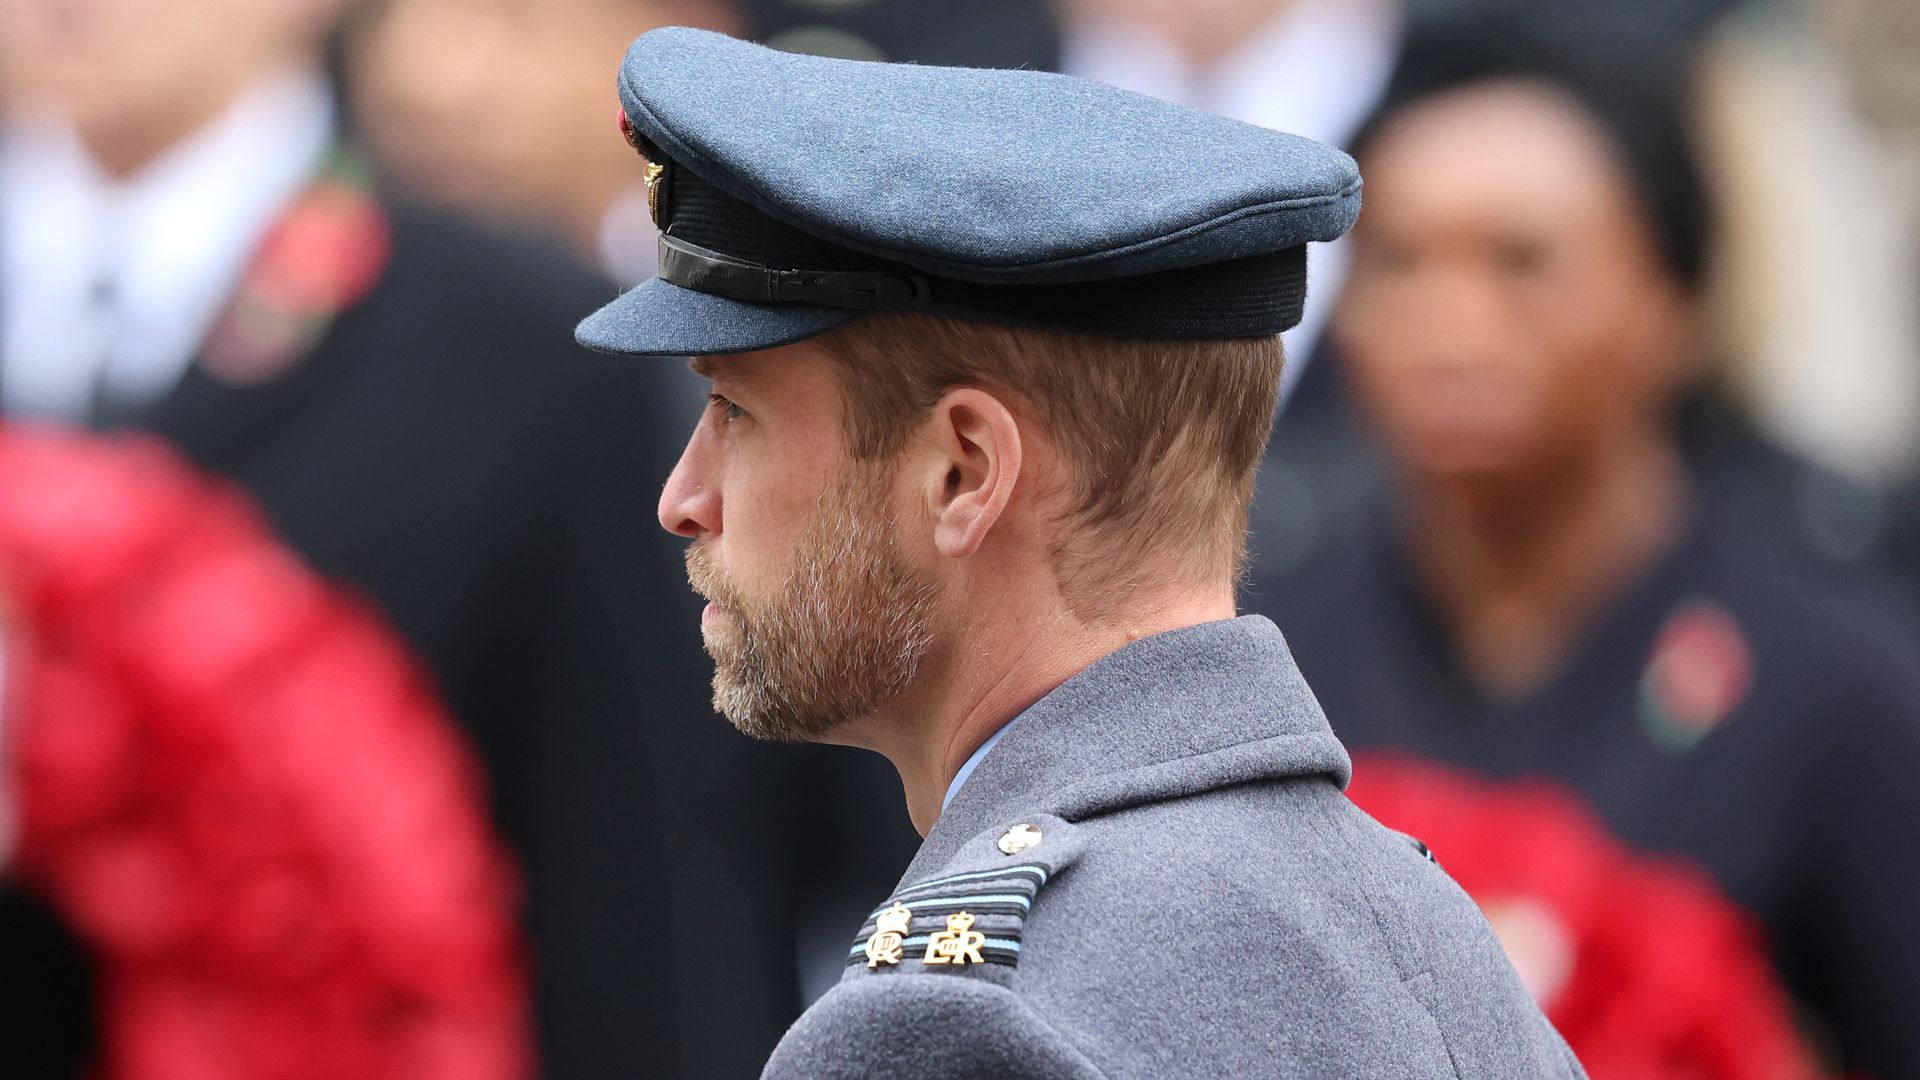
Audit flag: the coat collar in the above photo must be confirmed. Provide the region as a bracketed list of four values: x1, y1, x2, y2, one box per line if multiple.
[902, 614, 1351, 886]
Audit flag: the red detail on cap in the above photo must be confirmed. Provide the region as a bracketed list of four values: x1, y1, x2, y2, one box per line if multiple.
[617, 108, 644, 153]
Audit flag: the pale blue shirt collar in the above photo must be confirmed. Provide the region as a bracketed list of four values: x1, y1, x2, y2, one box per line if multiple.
[941, 720, 1017, 810]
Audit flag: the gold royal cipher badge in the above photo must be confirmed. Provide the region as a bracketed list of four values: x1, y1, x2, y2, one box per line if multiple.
[923, 911, 986, 966]
[865, 903, 912, 968]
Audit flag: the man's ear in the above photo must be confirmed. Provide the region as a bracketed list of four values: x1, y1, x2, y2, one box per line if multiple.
[921, 387, 1023, 560]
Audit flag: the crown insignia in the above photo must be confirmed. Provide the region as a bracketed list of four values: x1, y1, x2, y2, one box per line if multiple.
[875, 903, 912, 936]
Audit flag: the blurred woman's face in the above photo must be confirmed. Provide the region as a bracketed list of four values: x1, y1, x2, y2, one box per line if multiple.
[1335, 81, 1697, 484]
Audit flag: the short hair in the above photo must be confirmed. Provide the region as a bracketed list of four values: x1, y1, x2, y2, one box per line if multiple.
[816, 314, 1285, 623]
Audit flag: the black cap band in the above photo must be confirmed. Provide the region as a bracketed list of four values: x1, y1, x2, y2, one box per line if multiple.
[659, 234, 933, 311]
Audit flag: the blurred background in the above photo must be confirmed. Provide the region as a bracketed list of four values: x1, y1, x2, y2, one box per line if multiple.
[0, 0, 1915, 1077]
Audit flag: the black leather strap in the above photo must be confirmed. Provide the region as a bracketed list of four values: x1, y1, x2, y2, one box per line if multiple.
[658, 233, 932, 311]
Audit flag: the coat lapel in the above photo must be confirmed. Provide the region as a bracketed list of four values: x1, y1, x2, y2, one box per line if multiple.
[96, 146, 390, 478]
[119, 312, 358, 476]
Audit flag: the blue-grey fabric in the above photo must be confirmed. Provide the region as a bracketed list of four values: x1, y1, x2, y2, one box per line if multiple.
[619, 29, 1359, 281]
[574, 277, 857, 356]
[576, 28, 1361, 356]
[764, 617, 1586, 1079]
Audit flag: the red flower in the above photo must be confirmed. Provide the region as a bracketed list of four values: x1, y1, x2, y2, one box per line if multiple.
[198, 170, 392, 388]
[248, 181, 391, 317]
[1348, 751, 1824, 1080]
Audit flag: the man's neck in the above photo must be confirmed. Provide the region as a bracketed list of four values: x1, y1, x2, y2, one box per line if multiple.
[833, 586, 1236, 837]
[1401, 428, 1687, 700]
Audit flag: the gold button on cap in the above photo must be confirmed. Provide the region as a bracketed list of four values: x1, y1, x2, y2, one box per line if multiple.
[997, 823, 1043, 855]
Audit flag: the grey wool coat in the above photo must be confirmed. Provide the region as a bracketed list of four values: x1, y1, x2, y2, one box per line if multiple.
[762, 616, 1586, 1079]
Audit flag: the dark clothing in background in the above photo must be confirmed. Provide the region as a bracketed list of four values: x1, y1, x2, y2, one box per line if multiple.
[0, 201, 919, 1078]
[1247, 506, 1920, 1079]
[737, 0, 1059, 70]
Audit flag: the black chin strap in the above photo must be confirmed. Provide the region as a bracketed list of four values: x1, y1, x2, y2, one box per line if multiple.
[658, 233, 932, 311]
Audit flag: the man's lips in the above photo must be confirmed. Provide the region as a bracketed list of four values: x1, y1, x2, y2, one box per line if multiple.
[701, 600, 724, 628]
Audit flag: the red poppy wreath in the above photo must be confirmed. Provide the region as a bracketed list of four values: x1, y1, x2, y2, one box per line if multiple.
[0, 425, 531, 1080]
[1347, 750, 1825, 1080]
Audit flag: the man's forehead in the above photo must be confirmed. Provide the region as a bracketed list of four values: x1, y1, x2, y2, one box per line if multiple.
[688, 341, 827, 385]
[688, 354, 753, 382]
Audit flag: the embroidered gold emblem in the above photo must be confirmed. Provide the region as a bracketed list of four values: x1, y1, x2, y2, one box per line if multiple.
[864, 903, 912, 968]
[922, 911, 987, 966]
[644, 161, 667, 227]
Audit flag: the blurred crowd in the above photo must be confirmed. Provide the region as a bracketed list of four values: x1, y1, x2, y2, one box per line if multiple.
[1, 0, 1917, 1078]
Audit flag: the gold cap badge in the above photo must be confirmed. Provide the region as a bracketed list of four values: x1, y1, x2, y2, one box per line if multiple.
[617, 107, 668, 227]
[644, 160, 668, 228]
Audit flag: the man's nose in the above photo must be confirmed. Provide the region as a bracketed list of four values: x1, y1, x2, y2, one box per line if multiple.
[658, 435, 720, 539]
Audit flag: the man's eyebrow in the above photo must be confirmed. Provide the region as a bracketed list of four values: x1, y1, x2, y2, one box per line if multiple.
[691, 356, 758, 393]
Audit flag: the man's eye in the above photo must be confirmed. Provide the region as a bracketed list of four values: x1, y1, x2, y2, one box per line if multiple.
[709, 394, 746, 423]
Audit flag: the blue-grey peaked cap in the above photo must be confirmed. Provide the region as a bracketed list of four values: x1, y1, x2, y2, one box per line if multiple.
[575, 27, 1363, 357]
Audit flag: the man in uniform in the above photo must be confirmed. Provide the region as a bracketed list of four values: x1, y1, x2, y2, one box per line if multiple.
[579, 28, 1584, 1078]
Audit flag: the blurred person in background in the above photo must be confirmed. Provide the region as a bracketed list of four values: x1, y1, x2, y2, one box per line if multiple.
[350, 0, 743, 285]
[1247, 17, 1920, 1077]
[1698, 0, 1920, 587]
[0, 0, 827, 1075]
